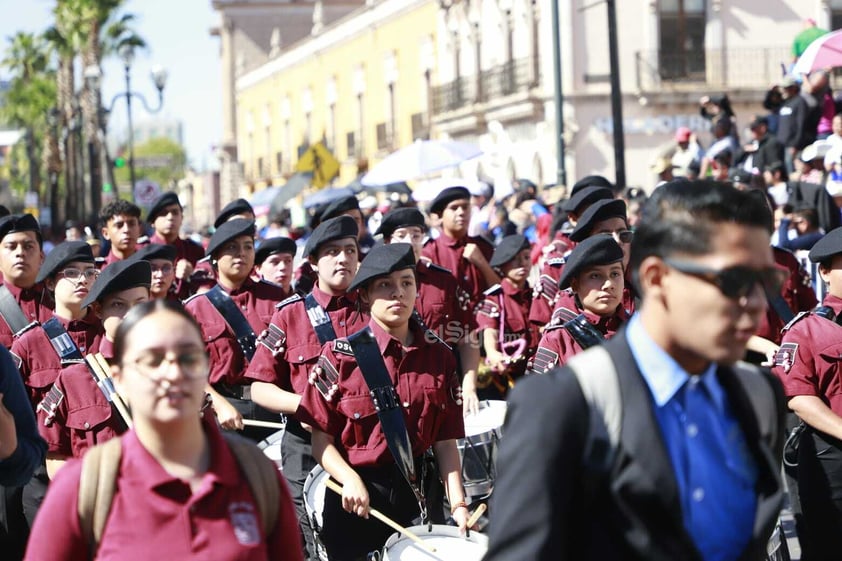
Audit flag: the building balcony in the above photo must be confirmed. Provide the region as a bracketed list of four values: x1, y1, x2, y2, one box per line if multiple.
[432, 56, 538, 116]
[634, 46, 791, 93]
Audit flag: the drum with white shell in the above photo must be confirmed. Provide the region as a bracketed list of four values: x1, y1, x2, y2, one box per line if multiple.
[378, 524, 488, 561]
[458, 400, 507, 501]
[303, 464, 330, 561]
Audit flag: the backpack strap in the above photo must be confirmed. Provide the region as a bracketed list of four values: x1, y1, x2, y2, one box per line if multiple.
[222, 432, 280, 536]
[566, 345, 622, 472]
[78, 437, 123, 556]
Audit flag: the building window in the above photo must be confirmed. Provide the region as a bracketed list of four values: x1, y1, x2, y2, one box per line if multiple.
[376, 123, 390, 151]
[659, 0, 706, 80]
[276, 152, 283, 174]
[257, 157, 264, 178]
[411, 112, 429, 141]
[347, 131, 357, 158]
[832, 1, 842, 30]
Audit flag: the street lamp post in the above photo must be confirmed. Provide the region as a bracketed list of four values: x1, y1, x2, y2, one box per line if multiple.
[89, 45, 167, 200]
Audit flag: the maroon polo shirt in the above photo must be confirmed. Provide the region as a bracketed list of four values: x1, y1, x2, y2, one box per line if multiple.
[773, 293, 842, 416]
[416, 259, 473, 344]
[421, 232, 494, 309]
[185, 278, 285, 387]
[297, 320, 464, 468]
[11, 310, 102, 410]
[244, 286, 367, 396]
[533, 303, 628, 372]
[24, 419, 303, 561]
[528, 246, 568, 327]
[0, 280, 54, 349]
[476, 280, 538, 377]
[37, 339, 123, 459]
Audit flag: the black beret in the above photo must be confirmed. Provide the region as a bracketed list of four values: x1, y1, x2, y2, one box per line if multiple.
[809, 228, 842, 263]
[559, 235, 624, 290]
[570, 175, 614, 197]
[146, 191, 181, 223]
[320, 195, 361, 222]
[130, 243, 177, 263]
[0, 214, 42, 246]
[347, 243, 416, 293]
[81, 259, 151, 308]
[255, 237, 297, 266]
[37, 241, 95, 284]
[303, 216, 359, 258]
[489, 235, 531, 268]
[729, 168, 754, 185]
[429, 186, 471, 215]
[375, 208, 426, 238]
[569, 199, 628, 242]
[561, 186, 614, 214]
[214, 198, 254, 228]
[206, 219, 256, 257]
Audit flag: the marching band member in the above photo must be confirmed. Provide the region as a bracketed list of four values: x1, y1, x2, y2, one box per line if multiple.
[184, 219, 285, 441]
[528, 235, 629, 375]
[254, 236, 296, 297]
[145, 191, 204, 299]
[130, 244, 179, 301]
[37, 259, 152, 479]
[298, 243, 468, 561]
[246, 216, 367, 561]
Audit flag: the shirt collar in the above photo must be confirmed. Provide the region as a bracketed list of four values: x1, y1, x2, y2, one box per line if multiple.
[438, 231, 465, 248]
[626, 314, 717, 407]
[822, 293, 842, 314]
[369, 317, 426, 354]
[312, 284, 353, 310]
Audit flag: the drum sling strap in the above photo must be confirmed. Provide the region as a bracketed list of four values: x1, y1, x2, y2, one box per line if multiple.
[347, 327, 428, 524]
[42, 317, 84, 364]
[554, 307, 606, 351]
[205, 285, 258, 361]
[305, 293, 338, 344]
[0, 284, 37, 336]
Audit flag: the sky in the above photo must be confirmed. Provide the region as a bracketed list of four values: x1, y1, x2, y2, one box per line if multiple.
[0, 0, 222, 171]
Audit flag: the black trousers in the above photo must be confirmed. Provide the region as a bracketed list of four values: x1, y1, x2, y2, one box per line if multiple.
[319, 463, 424, 561]
[22, 464, 48, 530]
[282, 420, 319, 561]
[797, 430, 842, 560]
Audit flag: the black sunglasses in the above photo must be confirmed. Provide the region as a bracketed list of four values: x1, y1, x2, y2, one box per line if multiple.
[663, 258, 789, 300]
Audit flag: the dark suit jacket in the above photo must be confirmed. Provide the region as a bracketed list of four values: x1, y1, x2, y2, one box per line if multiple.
[483, 332, 786, 561]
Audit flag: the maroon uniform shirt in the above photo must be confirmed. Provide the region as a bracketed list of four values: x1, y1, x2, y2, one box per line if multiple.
[297, 320, 464, 468]
[531, 302, 628, 373]
[148, 233, 205, 298]
[185, 278, 285, 387]
[476, 280, 538, 378]
[756, 247, 818, 345]
[773, 293, 842, 414]
[0, 280, 54, 349]
[11, 311, 102, 410]
[23, 418, 303, 561]
[36, 339, 124, 459]
[421, 232, 494, 309]
[416, 259, 473, 345]
[244, 286, 367, 397]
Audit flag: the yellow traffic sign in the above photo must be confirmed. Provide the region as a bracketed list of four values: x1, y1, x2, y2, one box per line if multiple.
[296, 142, 340, 189]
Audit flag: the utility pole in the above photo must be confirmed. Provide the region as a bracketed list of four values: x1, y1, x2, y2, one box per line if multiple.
[607, 0, 626, 188]
[551, 0, 567, 187]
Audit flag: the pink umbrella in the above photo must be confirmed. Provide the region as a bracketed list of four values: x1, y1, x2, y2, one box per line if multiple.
[794, 29, 842, 75]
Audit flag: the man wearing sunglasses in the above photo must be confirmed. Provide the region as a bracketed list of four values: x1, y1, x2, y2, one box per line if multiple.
[486, 180, 786, 561]
[772, 228, 842, 558]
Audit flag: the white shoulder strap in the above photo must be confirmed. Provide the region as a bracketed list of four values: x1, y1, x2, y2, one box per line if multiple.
[567, 345, 622, 471]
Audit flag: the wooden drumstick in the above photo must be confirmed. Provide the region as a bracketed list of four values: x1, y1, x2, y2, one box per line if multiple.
[323, 478, 440, 556]
[242, 419, 286, 429]
[466, 503, 486, 528]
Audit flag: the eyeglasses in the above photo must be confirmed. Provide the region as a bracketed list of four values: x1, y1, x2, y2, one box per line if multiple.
[663, 258, 789, 300]
[150, 264, 174, 274]
[125, 349, 209, 382]
[58, 268, 99, 282]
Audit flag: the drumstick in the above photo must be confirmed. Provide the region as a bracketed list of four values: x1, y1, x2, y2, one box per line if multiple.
[86, 354, 133, 429]
[323, 478, 440, 556]
[465, 503, 487, 538]
[242, 419, 286, 429]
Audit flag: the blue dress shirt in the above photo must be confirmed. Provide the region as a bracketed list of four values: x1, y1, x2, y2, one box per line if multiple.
[626, 315, 758, 561]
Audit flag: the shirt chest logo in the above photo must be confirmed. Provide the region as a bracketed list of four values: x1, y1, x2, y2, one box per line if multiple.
[229, 502, 261, 546]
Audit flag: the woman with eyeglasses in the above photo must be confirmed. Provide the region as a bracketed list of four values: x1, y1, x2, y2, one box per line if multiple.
[476, 235, 538, 399]
[24, 299, 303, 561]
[130, 244, 180, 301]
[11, 241, 104, 527]
[528, 235, 629, 375]
[36, 259, 151, 481]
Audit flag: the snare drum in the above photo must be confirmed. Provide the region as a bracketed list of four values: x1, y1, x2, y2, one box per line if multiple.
[256, 429, 284, 470]
[458, 400, 507, 501]
[379, 525, 488, 561]
[303, 465, 330, 561]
